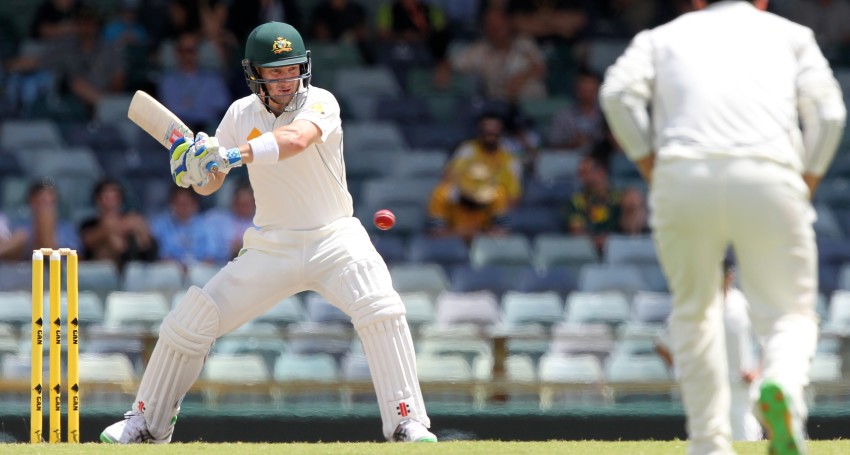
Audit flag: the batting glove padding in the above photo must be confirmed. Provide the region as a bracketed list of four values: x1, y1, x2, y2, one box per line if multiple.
[169, 136, 194, 188]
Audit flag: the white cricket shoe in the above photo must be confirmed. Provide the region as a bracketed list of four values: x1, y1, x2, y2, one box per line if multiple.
[100, 411, 172, 444]
[391, 419, 437, 442]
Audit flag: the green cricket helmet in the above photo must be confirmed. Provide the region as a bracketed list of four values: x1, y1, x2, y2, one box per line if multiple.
[242, 22, 312, 112]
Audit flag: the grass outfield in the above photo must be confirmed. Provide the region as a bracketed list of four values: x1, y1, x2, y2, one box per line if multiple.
[2, 441, 850, 454]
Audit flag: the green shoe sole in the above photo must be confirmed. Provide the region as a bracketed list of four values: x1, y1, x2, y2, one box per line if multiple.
[759, 380, 805, 455]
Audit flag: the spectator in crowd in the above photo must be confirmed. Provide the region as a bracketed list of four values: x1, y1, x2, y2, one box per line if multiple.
[204, 182, 256, 261]
[616, 187, 649, 235]
[158, 0, 237, 73]
[11, 180, 80, 259]
[548, 71, 604, 151]
[228, 0, 303, 44]
[375, 0, 451, 62]
[444, 7, 547, 103]
[101, 0, 150, 49]
[0, 212, 27, 260]
[78, 178, 158, 271]
[427, 161, 511, 243]
[308, 0, 374, 64]
[158, 31, 230, 133]
[309, 0, 368, 42]
[564, 155, 621, 253]
[30, 0, 83, 41]
[150, 186, 219, 266]
[447, 113, 524, 205]
[588, 0, 662, 38]
[7, 7, 127, 117]
[505, 0, 589, 43]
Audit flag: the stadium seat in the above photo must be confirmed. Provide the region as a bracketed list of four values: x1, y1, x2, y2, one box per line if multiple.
[640, 263, 669, 293]
[201, 353, 272, 404]
[434, 290, 501, 327]
[534, 151, 583, 183]
[605, 353, 671, 382]
[103, 291, 170, 330]
[549, 323, 616, 360]
[369, 233, 407, 264]
[501, 291, 564, 328]
[416, 353, 475, 383]
[0, 291, 32, 327]
[273, 352, 341, 404]
[334, 67, 402, 99]
[407, 234, 469, 268]
[828, 290, 850, 327]
[521, 178, 575, 208]
[604, 235, 658, 266]
[809, 354, 842, 383]
[0, 119, 64, 150]
[346, 149, 400, 180]
[400, 291, 436, 330]
[286, 322, 353, 362]
[631, 291, 673, 325]
[374, 96, 433, 125]
[185, 262, 219, 288]
[304, 292, 351, 326]
[533, 234, 599, 272]
[469, 234, 533, 268]
[578, 264, 648, 293]
[565, 291, 631, 327]
[0, 261, 33, 292]
[449, 264, 523, 295]
[513, 266, 578, 296]
[256, 295, 305, 328]
[77, 352, 137, 404]
[359, 176, 437, 211]
[538, 353, 607, 407]
[417, 323, 491, 368]
[389, 263, 450, 300]
[392, 150, 448, 178]
[814, 204, 844, 239]
[343, 121, 408, 152]
[407, 68, 479, 99]
[47, 290, 104, 327]
[357, 204, 426, 237]
[77, 260, 120, 300]
[214, 322, 287, 372]
[585, 39, 630, 74]
[401, 122, 470, 151]
[473, 354, 536, 391]
[519, 97, 573, 142]
[95, 94, 134, 126]
[121, 261, 185, 299]
[340, 352, 375, 404]
[505, 206, 563, 238]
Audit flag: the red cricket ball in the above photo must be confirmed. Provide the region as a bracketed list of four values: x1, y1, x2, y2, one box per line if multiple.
[373, 209, 396, 230]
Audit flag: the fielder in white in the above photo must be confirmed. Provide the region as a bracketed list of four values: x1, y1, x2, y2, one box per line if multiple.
[101, 21, 436, 443]
[600, 1, 846, 454]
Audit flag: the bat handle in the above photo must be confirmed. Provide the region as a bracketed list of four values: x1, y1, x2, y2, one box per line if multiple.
[207, 161, 219, 173]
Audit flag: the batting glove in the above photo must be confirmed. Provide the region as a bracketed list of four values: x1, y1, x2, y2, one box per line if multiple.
[169, 136, 196, 188]
[189, 132, 243, 177]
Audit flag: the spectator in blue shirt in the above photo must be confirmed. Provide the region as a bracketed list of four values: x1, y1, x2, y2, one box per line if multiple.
[150, 186, 219, 266]
[12, 180, 80, 258]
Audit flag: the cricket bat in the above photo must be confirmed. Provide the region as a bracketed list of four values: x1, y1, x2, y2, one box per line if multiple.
[127, 90, 219, 172]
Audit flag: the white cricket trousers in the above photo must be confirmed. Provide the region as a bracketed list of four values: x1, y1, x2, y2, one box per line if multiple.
[650, 157, 819, 455]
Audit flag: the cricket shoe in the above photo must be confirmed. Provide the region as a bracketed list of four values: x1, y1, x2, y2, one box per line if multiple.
[391, 419, 438, 442]
[100, 411, 173, 444]
[758, 380, 806, 455]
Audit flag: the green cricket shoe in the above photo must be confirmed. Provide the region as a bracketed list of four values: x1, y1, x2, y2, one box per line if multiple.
[758, 380, 806, 455]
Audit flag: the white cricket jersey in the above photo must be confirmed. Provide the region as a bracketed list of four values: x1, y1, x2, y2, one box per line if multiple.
[600, 1, 846, 176]
[215, 86, 351, 230]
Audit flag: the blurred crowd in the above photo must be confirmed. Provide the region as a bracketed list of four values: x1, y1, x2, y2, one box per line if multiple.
[0, 0, 848, 277]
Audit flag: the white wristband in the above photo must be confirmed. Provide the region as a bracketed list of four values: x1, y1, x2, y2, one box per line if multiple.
[248, 132, 280, 165]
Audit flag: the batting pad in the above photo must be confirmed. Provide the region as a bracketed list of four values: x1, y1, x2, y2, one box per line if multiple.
[358, 314, 430, 440]
[134, 286, 221, 439]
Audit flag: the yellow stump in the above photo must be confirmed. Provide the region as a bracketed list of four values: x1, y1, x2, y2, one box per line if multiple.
[67, 251, 79, 443]
[48, 250, 61, 443]
[30, 251, 44, 444]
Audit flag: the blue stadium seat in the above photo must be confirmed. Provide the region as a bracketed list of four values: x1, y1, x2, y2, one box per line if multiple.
[374, 96, 433, 125]
[501, 290, 564, 328]
[631, 291, 673, 325]
[521, 178, 575, 208]
[407, 234, 469, 268]
[578, 264, 648, 293]
[604, 235, 659, 266]
[534, 151, 583, 183]
[533, 234, 599, 272]
[401, 122, 471, 151]
[256, 295, 305, 328]
[369, 233, 407, 264]
[513, 266, 578, 295]
[389, 263, 450, 300]
[343, 121, 408, 152]
[392, 150, 448, 178]
[304, 292, 351, 326]
[469, 234, 533, 268]
[449, 264, 522, 295]
[505, 206, 563, 237]
[565, 291, 631, 327]
[435, 290, 501, 327]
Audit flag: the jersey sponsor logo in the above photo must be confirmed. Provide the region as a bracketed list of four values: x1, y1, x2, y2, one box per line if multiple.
[247, 127, 263, 141]
[309, 102, 325, 115]
[272, 37, 293, 54]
